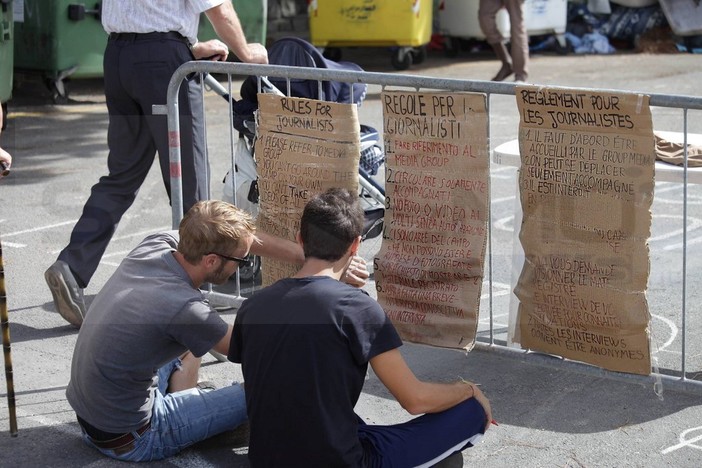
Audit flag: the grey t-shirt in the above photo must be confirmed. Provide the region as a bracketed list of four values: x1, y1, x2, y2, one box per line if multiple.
[66, 231, 228, 433]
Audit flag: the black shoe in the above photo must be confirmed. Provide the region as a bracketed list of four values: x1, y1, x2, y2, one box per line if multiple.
[491, 64, 513, 82]
[431, 452, 463, 468]
[45, 260, 86, 328]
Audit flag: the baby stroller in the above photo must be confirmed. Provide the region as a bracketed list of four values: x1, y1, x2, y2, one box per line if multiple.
[210, 37, 386, 280]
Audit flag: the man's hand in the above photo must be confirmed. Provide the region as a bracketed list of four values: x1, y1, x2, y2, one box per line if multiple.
[242, 42, 268, 64]
[469, 383, 493, 432]
[191, 39, 229, 61]
[0, 146, 11, 179]
[342, 255, 369, 288]
[0, 106, 11, 179]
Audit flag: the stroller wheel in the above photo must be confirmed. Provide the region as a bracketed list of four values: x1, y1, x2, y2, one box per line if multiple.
[412, 46, 427, 65]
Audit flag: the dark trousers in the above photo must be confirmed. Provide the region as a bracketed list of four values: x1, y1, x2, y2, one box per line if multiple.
[359, 398, 487, 467]
[58, 33, 209, 287]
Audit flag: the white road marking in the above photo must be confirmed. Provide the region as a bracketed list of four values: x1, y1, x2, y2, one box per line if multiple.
[493, 214, 515, 232]
[650, 214, 702, 243]
[2, 220, 76, 237]
[481, 281, 512, 300]
[491, 195, 517, 204]
[661, 426, 702, 454]
[650, 313, 678, 353]
[664, 234, 702, 251]
[1, 241, 26, 248]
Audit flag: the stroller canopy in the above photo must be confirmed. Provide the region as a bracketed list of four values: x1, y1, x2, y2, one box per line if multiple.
[240, 37, 368, 106]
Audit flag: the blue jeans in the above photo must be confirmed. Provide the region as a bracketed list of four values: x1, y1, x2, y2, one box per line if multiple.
[80, 358, 247, 462]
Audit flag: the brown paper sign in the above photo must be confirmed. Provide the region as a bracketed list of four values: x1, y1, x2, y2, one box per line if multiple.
[375, 91, 489, 349]
[514, 86, 655, 375]
[256, 94, 360, 285]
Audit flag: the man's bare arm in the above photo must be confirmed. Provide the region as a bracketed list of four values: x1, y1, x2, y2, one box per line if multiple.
[370, 348, 492, 430]
[213, 325, 233, 355]
[203, 1, 267, 64]
[249, 232, 370, 287]
[250, 231, 305, 266]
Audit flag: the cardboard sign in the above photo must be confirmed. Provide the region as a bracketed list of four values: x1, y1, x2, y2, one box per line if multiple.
[375, 91, 489, 349]
[514, 86, 655, 375]
[256, 94, 360, 285]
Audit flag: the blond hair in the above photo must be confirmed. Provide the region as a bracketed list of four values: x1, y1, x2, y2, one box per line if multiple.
[178, 200, 256, 263]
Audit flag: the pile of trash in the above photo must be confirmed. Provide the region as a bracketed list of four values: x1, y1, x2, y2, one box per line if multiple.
[531, 0, 701, 55]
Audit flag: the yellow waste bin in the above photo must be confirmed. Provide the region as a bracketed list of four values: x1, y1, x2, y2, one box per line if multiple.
[308, 0, 433, 70]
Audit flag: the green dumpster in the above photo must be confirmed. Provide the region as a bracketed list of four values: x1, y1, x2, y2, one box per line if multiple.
[13, 0, 106, 97]
[198, 0, 267, 48]
[0, 0, 13, 104]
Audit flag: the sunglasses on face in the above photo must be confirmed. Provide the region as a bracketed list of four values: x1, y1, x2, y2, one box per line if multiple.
[207, 252, 252, 267]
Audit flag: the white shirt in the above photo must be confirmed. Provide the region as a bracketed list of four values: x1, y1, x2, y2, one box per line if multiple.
[101, 0, 224, 44]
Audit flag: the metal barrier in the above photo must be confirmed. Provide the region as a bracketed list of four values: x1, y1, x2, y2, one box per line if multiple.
[157, 60, 702, 393]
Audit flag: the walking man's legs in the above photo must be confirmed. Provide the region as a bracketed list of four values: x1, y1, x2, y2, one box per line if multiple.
[505, 0, 529, 81]
[46, 36, 208, 327]
[479, 0, 529, 82]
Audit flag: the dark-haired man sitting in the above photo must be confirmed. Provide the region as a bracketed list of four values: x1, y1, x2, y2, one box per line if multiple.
[229, 188, 493, 467]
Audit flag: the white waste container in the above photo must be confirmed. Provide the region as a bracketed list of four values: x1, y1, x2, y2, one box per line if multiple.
[522, 0, 568, 42]
[438, 0, 567, 55]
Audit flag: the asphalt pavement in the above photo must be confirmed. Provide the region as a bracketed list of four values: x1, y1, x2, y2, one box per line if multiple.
[1, 47, 702, 467]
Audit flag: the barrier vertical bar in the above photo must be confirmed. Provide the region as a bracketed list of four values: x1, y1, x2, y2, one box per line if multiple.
[167, 75, 184, 229]
[486, 93, 495, 346]
[0, 237, 18, 436]
[681, 108, 688, 381]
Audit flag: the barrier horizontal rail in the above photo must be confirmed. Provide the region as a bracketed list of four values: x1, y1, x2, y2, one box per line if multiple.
[169, 61, 702, 108]
[161, 60, 702, 393]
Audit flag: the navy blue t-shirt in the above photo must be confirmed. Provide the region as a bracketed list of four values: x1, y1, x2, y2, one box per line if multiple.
[229, 276, 402, 467]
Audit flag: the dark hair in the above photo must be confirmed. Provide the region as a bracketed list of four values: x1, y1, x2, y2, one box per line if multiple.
[300, 188, 364, 261]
